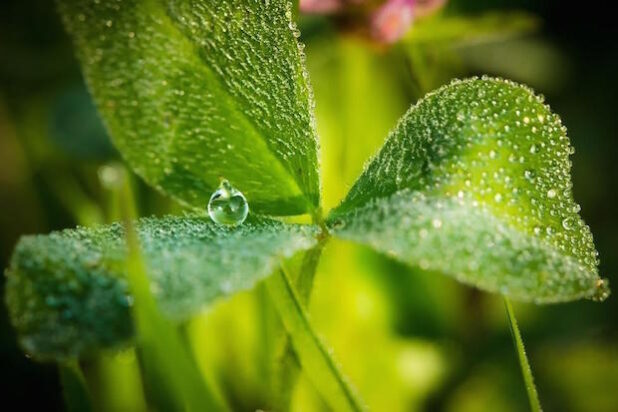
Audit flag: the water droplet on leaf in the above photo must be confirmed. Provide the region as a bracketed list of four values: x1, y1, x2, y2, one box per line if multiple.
[207, 180, 249, 226]
[524, 169, 536, 181]
[562, 217, 574, 230]
[592, 278, 610, 302]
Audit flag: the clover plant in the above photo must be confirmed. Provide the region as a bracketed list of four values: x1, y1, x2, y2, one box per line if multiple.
[4, 1, 609, 411]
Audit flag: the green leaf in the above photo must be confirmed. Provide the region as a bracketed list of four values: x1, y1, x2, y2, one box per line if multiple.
[5, 215, 317, 360]
[57, 0, 320, 215]
[329, 77, 609, 303]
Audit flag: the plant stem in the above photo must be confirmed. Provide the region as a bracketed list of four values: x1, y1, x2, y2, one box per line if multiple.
[80, 350, 148, 412]
[295, 244, 326, 304]
[504, 298, 542, 412]
[59, 360, 92, 412]
[271, 207, 330, 409]
[118, 172, 228, 412]
[273, 244, 324, 409]
[266, 267, 365, 412]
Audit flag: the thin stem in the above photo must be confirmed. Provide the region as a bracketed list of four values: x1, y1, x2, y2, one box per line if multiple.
[118, 172, 228, 412]
[59, 360, 92, 412]
[80, 350, 148, 412]
[294, 243, 326, 305]
[273, 244, 324, 409]
[271, 206, 330, 409]
[266, 267, 365, 412]
[504, 298, 542, 412]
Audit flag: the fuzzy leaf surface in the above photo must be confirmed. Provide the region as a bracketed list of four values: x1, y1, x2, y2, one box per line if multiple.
[6, 216, 317, 359]
[329, 78, 608, 303]
[58, 0, 320, 215]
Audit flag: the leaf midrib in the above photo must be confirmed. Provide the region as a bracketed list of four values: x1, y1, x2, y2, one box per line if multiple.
[157, 0, 315, 212]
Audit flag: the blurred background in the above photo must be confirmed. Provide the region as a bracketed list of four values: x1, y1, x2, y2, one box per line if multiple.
[1, 0, 616, 410]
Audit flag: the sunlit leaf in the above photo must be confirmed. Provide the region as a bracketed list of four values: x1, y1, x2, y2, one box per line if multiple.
[57, 0, 320, 215]
[329, 77, 608, 303]
[5, 215, 317, 359]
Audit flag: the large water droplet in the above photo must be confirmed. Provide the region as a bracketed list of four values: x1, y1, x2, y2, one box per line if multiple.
[207, 180, 249, 226]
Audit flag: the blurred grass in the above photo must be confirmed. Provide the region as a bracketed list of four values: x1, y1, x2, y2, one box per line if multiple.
[1, 0, 617, 411]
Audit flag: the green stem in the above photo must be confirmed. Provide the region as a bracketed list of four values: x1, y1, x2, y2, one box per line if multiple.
[266, 267, 365, 412]
[46, 172, 104, 227]
[59, 360, 92, 412]
[293, 243, 325, 305]
[270, 207, 330, 409]
[273, 244, 324, 408]
[80, 350, 148, 412]
[118, 172, 228, 412]
[504, 298, 542, 412]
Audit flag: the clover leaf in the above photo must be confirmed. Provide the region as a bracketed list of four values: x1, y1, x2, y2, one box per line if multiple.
[328, 77, 608, 303]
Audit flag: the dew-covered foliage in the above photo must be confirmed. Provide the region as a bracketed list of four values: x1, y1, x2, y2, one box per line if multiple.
[329, 78, 608, 302]
[57, 0, 320, 215]
[3, 4, 609, 400]
[5, 215, 317, 359]
[331, 191, 605, 302]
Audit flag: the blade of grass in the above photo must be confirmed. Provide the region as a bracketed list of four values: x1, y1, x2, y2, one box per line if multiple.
[274, 244, 324, 409]
[80, 350, 148, 412]
[266, 266, 365, 412]
[116, 170, 229, 412]
[504, 297, 542, 412]
[59, 360, 92, 412]
[294, 243, 326, 304]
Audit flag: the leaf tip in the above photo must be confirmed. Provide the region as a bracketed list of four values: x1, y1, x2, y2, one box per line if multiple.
[590, 277, 611, 302]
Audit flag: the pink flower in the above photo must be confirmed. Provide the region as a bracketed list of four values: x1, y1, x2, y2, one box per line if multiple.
[371, 0, 415, 44]
[299, 0, 447, 44]
[414, 0, 447, 18]
[299, 0, 344, 14]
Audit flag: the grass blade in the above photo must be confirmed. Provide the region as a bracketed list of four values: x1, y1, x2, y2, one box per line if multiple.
[266, 267, 365, 412]
[118, 174, 229, 412]
[59, 361, 92, 412]
[504, 298, 542, 412]
[80, 351, 147, 412]
[273, 245, 324, 409]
